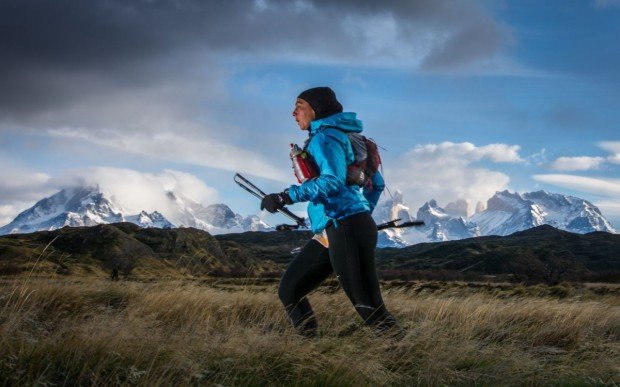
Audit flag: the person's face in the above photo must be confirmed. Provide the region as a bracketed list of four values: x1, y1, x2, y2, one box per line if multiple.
[292, 98, 316, 130]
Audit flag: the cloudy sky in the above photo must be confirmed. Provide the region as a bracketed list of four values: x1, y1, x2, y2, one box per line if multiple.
[1, 0, 619, 227]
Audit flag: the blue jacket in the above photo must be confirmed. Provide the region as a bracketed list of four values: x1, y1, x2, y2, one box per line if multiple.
[305, 171, 385, 233]
[288, 112, 381, 233]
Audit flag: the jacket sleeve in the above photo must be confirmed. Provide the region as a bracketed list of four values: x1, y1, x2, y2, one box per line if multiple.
[287, 131, 347, 203]
[364, 170, 385, 212]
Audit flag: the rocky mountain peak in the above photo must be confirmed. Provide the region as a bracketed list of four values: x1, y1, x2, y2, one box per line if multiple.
[486, 190, 526, 212]
[416, 199, 449, 226]
[392, 189, 405, 204]
[0, 186, 272, 235]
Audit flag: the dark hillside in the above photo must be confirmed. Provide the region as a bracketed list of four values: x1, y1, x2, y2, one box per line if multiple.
[377, 225, 620, 283]
[0, 223, 277, 277]
[1, 224, 618, 283]
[214, 230, 313, 264]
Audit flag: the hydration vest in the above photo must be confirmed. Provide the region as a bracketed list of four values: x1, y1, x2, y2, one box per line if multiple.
[290, 131, 382, 187]
[344, 132, 382, 187]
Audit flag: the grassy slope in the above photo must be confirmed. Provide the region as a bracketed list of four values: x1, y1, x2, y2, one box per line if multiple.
[1, 278, 618, 386]
[0, 223, 279, 279]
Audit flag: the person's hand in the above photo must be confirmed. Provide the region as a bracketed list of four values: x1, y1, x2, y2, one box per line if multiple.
[260, 191, 292, 213]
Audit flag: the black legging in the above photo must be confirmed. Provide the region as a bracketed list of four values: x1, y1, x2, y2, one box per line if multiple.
[278, 211, 397, 337]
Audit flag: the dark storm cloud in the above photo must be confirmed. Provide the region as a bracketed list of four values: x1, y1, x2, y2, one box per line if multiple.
[421, 18, 509, 70]
[0, 0, 511, 126]
[310, 0, 513, 69]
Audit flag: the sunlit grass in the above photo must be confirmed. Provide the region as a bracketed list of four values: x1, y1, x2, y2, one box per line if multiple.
[1, 278, 619, 386]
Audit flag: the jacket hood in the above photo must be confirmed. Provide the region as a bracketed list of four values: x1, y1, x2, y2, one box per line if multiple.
[309, 112, 363, 135]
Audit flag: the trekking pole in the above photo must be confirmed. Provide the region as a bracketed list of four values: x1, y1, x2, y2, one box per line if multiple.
[376, 219, 425, 230]
[233, 173, 306, 228]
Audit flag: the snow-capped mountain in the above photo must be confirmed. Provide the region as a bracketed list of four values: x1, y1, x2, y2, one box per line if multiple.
[373, 193, 480, 245]
[416, 200, 480, 241]
[373, 190, 415, 247]
[0, 186, 270, 235]
[470, 190, 615, 235]
[374, 190, 414, 225]
[374, 189, 616, 247]
[125, 211, 174, 229]
[2, 186, 614, 245]
[0, 187, 124, 234]
[164, 192, 270, 233]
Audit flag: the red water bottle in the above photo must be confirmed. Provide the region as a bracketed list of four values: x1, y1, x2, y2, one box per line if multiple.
[290, 144, 318, 183]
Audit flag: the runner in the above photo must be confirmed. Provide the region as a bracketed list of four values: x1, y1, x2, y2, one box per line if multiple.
[261, 87, 404, 339]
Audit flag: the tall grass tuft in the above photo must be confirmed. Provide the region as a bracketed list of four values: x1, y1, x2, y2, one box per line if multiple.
[1, 278, 619, 385]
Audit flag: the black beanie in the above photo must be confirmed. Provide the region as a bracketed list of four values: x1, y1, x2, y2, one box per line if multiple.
[297, 87, 343, 120]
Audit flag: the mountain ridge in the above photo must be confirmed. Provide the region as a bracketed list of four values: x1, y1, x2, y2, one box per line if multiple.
[0, 187, 615, 249]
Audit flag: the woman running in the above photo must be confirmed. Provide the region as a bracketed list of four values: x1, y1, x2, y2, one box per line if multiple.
[260, 87, 403, 339]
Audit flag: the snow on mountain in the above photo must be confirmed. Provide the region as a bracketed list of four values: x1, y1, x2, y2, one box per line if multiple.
[2, 186, 614, 244]
[125, 211, 174, 229]
[242, 215, 271, 232]
[373, 190, 414, 247]
[0, 186, 271, 235]
[0, 187, 125, 234]
[470, 190, 545, 236]
[164, 192, 271, 233]
[377, 197, 477, 245]
[373, 189, 615, 246]
[416, 200, 479, 242]
[522, 191, 614, 233]
[374, 190, 447, 246]
[377, 228, 408, 248]
[471, 190, 615, 235]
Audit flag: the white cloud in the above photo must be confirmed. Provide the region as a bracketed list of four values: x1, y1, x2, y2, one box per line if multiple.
[598, 141, 620, 164]
[47, 127, 289, 182]
[472, 143, 524, 163]
[0, 204, 27, 227]
[549, 156, 606, 171]
[386, 142, 522, 215]
[0, 171, 53, 202]
[543, 141, 620, 172]
[526, 148, 548, 165]
[56, 167, 219, 221]
[0, 161, 59, 225]
[406, 142, 524, 163]
[532, 174, 620, 197]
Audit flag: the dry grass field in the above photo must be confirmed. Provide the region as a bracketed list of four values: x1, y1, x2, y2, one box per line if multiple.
[1, 277, 619, 386]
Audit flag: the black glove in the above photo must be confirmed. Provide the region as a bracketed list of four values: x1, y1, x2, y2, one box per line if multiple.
[260, 191, 292, 213]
